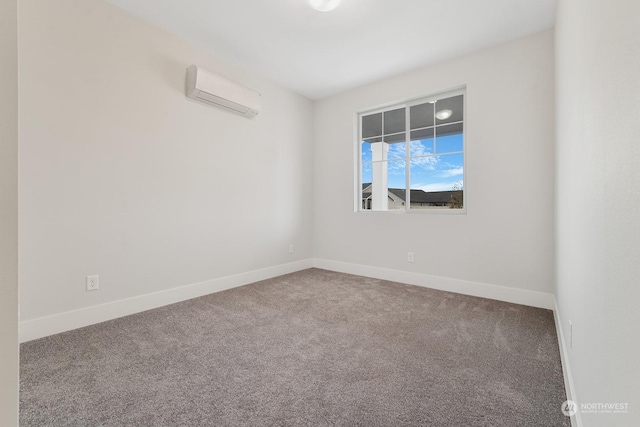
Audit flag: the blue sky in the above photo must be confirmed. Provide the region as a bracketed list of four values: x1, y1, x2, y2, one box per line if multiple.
[362, 133, 463, 192]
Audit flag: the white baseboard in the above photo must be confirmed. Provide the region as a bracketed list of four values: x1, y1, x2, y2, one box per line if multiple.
[313, 258, 555, 310]
[553, 298, 582, 427]
[19, 259, 313, 343]
[20, 258, 556, 342]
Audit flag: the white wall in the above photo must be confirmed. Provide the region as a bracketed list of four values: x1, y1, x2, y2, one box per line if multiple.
[0, 0, 19, 423]
[313, 31, 555, 298]
[19, 0, 313, 331]
[555, 0, 640, 426]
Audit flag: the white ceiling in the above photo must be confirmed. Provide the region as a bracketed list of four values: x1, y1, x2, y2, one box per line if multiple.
[103, 0, 557, 100]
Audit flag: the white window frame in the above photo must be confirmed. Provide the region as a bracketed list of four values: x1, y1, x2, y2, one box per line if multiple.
[355, 86, 467, 214]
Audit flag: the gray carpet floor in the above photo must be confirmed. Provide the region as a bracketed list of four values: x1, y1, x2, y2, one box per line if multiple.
[20, 268, 570, 426]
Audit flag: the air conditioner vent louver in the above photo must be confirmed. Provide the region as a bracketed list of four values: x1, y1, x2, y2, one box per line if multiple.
[186, 65, 261, 118]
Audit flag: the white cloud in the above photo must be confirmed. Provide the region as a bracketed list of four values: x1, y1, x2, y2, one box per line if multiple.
[410, 141, 433, 157]
[411, 156, 438, 170]
[410, 142, 438, 170]
[415, 183, 455, 192]
[415, 180, 463, 192]
[387, 143, 406, 160]
[440, 167, 463, 178]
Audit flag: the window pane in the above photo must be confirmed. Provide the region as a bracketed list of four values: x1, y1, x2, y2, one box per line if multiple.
[383, 132, 406, 144]
[388, 160, 406, 210]
[409, 153, 463, 209]
[387, 159, 406, 189]
[410, 127, 434, 141]
[410, 102, 434, 129]
[434, 94, 463, 125]
[435, 123, 463, 153]
[364, 159, 406, 211]
[383, 108, 405, 134]
[387, 141, 406, 160]
[362, 113, 382, 138]
[410, 128, 434, 157]
[361, 141, 372, 163]
[361, 164, 373, 210]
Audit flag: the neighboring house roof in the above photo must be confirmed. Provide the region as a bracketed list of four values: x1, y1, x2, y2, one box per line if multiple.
[388, 188, 462, 204]
[362, 183, 461, 204]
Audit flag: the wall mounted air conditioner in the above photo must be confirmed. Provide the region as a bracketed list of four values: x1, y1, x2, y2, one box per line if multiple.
[186, 65, 261, 118]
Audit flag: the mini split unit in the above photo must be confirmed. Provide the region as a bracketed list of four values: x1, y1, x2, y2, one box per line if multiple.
[186, 65, 261, 118]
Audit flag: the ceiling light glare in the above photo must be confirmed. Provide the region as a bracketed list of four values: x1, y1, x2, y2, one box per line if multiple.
[435, 109, 453, 120]
[307, 0, 341, 12]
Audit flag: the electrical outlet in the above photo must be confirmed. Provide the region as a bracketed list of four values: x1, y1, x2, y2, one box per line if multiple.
[86, 275, 99, 291]
[408, 252, 414, 263]
[289, 244, 294, 254]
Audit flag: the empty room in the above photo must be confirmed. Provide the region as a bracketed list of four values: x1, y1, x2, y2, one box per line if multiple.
[1, 0, 638, 426]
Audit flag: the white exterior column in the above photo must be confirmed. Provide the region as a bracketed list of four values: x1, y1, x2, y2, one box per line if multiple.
[371, 142, 389, 211]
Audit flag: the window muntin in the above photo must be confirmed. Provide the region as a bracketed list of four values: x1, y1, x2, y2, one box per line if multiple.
[358, 89, 465, 212]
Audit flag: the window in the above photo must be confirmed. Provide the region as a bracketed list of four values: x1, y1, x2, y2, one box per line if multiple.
[358, 88, 465, 212]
